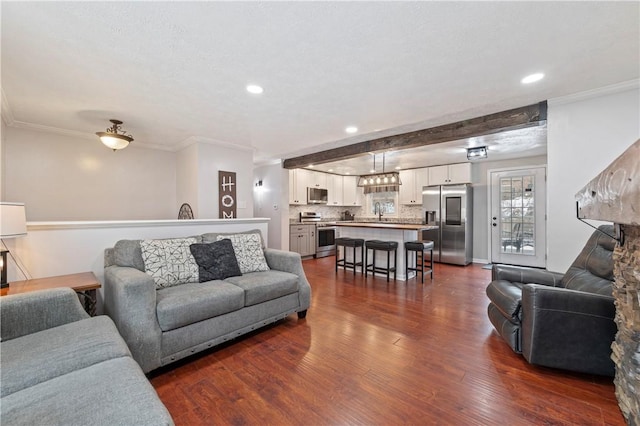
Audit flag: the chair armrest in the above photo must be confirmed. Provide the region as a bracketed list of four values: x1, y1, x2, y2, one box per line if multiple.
[486, 280, 523, 319]
[1, 288, 88, 341]
[263, 248, 312, 311]
[521, 284, 616, 376]
[492, 264, 564, 286]
[103, 266, 162, 373]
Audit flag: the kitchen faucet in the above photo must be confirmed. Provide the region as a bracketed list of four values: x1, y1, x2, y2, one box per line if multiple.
[374, 202, 384, 221]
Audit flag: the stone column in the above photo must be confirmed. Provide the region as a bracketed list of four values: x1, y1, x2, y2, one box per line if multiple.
[611, 224, 640, 424]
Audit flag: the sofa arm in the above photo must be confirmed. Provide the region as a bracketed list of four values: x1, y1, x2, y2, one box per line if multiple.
[264, 248, 312, 312]
[492, 264, 564, 286]
[1, 288, 88, 341]
[103, 266, 162, 373]
[486, 280, 523, 320]
[521, 284, 616, 376]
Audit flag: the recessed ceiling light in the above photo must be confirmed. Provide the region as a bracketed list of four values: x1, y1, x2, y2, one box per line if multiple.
[345, 172, 350, 175]
[345, 126, 358, 134]
[395, 166, 401, 170]
[328, 169, 333, 172]
[521, 73, 544, 84]
[308, 164, 314, 168]
[246, 84, 264, 94]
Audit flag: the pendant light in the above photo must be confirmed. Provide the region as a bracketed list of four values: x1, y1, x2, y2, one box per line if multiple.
[357, 152, 402, 187]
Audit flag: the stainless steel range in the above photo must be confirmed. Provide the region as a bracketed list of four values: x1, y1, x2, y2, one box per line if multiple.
[300, 212, 336, 258]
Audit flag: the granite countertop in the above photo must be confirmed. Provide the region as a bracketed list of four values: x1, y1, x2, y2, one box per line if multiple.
[332, 222, 438, 231]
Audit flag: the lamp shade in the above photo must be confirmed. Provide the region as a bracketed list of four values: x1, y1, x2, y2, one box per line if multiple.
[96, 119, 134, 151]
[0, 202, 27, 238]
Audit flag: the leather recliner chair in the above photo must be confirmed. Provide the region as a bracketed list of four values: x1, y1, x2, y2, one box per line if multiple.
[486, 225, 617, 376]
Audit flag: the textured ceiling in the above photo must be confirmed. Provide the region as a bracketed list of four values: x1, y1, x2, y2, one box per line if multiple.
[2, 2, 639, 174]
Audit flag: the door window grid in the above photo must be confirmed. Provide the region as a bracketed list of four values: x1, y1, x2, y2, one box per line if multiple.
[500, 176, 535, 255]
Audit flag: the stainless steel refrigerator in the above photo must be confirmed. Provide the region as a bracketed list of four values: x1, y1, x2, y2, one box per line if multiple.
[422, 184, 473, 265]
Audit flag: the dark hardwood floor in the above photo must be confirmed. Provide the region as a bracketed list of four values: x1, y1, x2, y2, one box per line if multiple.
[150, 257, 624, 425]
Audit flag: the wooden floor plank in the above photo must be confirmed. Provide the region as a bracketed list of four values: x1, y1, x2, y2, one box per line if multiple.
[150, 257, 624, 425]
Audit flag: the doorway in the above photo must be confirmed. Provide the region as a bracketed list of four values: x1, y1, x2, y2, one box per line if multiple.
[489, 166, 546, 268]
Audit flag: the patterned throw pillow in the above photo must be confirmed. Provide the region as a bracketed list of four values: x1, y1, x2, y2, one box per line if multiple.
[216, 233, 270, 274]
[189, 239, 242, 282]
[140, 238, 199, 288]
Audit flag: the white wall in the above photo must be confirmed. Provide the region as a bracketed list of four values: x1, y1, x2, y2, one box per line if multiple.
[195, 142, 254, 219]
[1, 119, 6, 199]
[253, 161, 289, 249]
[547, 82, 640, 272]
[3, 126, 177, 220]
[176, 143, 200, 216]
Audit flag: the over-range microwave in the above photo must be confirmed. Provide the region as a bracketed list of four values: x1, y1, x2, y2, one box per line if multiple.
[307, 187, 328, 204]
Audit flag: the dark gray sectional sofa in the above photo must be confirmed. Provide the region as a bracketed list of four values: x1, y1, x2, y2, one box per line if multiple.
[103, 230, 312, 373]
[0, 288, 173, 426]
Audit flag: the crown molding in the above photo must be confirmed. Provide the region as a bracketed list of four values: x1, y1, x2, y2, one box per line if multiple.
[8, 119, 177, 151]
[1, 89, 16, 126]
[174, 135, 254, 153]
[548, 79, 640, 106]
[253, 158, 283, 168]
[10, 120, 96, 140]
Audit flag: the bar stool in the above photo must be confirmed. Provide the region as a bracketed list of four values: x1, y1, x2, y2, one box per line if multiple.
[404, 240, 434, 283]
[335, 237, 365, 275]
[364, 240, 398, 282]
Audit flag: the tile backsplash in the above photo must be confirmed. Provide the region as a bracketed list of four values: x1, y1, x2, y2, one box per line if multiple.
[289, 204, 423, 223]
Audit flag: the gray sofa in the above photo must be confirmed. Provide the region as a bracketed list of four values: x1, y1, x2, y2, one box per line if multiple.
[104, 230, 312, 373]
[486, 225, 617, 376]
[0, 288, 173, 426]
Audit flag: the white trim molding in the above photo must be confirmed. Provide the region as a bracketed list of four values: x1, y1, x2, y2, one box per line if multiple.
[175, 135, 254, 153]
[548, 79, 640, 106]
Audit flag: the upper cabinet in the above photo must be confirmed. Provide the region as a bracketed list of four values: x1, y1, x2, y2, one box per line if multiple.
[326, 174, 344, 206]
[428, 163, 472, 185]
[399, 168, 429, 204]
[289, 169, 310, 205]
[307, 171, 327, 189]
[342, 176, 362, 206]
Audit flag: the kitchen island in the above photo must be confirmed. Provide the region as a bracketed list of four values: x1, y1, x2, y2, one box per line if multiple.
[334, 222, 438, 281]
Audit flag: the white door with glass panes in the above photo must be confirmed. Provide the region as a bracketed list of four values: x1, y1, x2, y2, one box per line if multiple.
[489, 167, 546, 267]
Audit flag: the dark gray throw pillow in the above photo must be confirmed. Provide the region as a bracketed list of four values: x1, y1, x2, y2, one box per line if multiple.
[189, 239, 242, 282]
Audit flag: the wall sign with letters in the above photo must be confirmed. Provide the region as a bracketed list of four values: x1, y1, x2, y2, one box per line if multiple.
[218, 170, 237, 219]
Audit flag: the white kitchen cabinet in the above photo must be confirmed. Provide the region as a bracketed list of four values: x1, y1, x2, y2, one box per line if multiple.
[428, 163, 472, 185]
[326, 174, 343, 206]
[307, 170, 327, 189]
[342, 175, 362, 206]
[289, 169, 310, 205]
[399, 168, 429, 204]
[289, 224, 315, 257]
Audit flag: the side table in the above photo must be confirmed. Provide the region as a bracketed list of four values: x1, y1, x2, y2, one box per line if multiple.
[1, 272, 101, 316]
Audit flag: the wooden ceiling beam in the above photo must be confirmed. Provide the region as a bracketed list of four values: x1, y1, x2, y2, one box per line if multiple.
[283, 101, 547, 169]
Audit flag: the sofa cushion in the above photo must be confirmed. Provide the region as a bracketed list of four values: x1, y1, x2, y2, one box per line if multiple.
[140, 237, 200, 288]
[202, 229, 266, 248]
[156, 281, 245, 332]
[189, 239, 242, 282]
[216, 233, 270, 274]
[0, 316, 131, 397]
[560, 225, 615, 296]
[114, 239, 145, 271]
[1, 357, 173, 426]
[225, 270, 299, 306]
